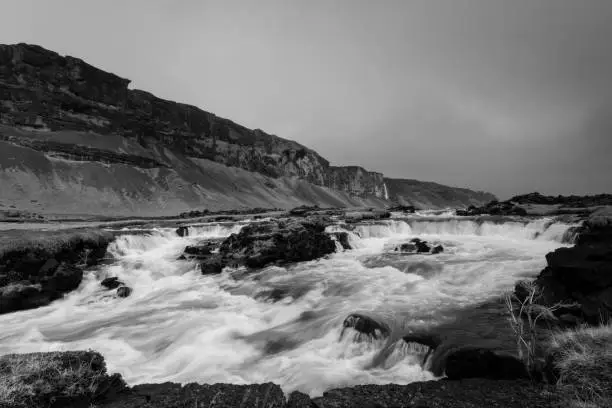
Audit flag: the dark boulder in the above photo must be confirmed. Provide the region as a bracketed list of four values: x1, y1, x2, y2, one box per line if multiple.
[431, 245, 444, 254]
[217, 219, 336, 269]
[395, 243, 417, 252]
[0, 282, 50, 313]
[116, 286, 132, 298]
[444, 348, 528, 380]
[101, 277, 123, 290]
[200, 255, 224, 275]
[330, 232, 352, 250]
[341, 313, 390, 340]
[175, 226, 189, 237]
[45, 263, 83, 293]
[411, 238, 431, 253]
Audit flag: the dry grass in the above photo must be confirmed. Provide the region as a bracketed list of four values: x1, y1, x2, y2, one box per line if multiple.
[549, 323, 612, 408]
[0, 228, 114, 259]
[504, 280, 571, 375]
[0, 351, 110, 408]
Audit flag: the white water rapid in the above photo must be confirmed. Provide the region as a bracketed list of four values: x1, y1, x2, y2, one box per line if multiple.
[0, 216, 577, 396]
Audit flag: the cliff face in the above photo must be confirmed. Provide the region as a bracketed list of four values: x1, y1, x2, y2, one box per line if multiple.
[0, 43, 385, 198]
[0, 43, 495, 215]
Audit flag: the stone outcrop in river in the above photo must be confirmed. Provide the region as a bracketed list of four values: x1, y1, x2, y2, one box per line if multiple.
[0, 229, 113, 314]
[0, 43, 494, 215]
[527, 207, 612, 323]
[188, 218, 337, 273]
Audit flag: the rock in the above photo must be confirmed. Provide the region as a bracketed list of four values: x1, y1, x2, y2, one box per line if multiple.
[410, 238, 431, 253]
[312, 379, 559, 408]
[200, 255, 224, 275]
[101, 382, 286, 408]
[444, 348, 528, 380]
[175, 226, 189, 237]
[101, 277, 123, 290]
[0, 229, 113, 313]
[289, 205, 320, 216]
[330, 232, 352, 250]
[116, 286, 132, 298]
[287, 391, 314, 408]
[344, 210, 392, 223]
[38, 258, 59, 276]
[387, 205, 417, 213]
[0, 351, 126, 408]
[218, 219, 336, 269]
[395, 243, 417, 252]
[456, 201, 527, 216]
[45, 263, 83, 293]
[431, 245, 444, 254]
[0, 282, 50, 313]
[341, 313, 390, 340]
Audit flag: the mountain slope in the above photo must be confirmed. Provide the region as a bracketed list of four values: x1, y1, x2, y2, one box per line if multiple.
[385, 178, 497, 209]
[0, 43, 495, 215]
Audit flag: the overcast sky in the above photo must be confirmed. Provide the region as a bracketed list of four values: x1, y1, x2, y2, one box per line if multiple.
[3, 0, 611, 198]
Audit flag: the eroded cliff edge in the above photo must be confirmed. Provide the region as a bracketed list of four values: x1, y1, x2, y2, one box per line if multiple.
[0, 43, 494, 215]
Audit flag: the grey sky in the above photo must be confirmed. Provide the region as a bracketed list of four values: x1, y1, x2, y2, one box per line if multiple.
[3, 0, 611, 198]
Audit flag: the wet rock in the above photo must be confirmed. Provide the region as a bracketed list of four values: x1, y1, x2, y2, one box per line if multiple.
[411, 238, 431, 253]
[45, 263, 83, 293]
[395, 243, 417, 252]
[101, 277, 123, 290]
[0, 282, 49, 313]
[175, 226, 189, 237]
[431, 245, 444, 254]
[0, 229, 112, 314]
[532, 210, 612, 323]
[200, 255, 224, 275]
[218, 219, 336, 269]
[444, 348, 528, 380]
[341, 313, 390, 340]
[117, 286, 132, 298]
[330, 232, 352, 250]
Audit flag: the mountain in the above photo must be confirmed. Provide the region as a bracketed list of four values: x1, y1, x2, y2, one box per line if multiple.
[0, 43, 495, 216]
[385, 178, 496, 209]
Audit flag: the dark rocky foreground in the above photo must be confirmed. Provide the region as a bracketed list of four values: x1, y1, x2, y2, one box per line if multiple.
[0, 351, 561, 408]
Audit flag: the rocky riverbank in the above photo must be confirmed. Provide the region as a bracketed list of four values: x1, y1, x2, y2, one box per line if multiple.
[0, 351, 561, 408]
[0, 229, 114, 314]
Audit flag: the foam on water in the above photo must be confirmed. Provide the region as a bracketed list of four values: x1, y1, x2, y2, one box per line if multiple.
[0, 218, 577, 396]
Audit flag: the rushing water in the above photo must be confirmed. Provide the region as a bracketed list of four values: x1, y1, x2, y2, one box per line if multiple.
[0, 215, 577, 396]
